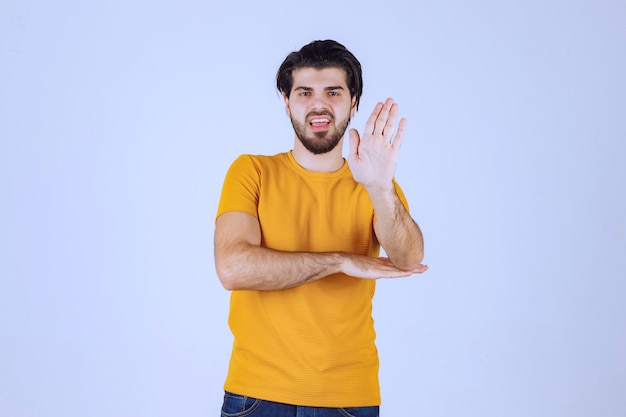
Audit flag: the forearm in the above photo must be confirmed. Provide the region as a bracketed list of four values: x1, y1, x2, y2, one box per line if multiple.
[214, 211, 422, 291]
[215, 243, 420, 291]
[215, 243, 345, 291]
[369, 186, 425, 271]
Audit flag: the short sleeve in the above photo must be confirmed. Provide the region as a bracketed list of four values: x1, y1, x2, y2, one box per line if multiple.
[215, 155, 261, 222]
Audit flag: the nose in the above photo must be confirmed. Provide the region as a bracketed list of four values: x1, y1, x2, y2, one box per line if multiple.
[310, 93, 329, 111]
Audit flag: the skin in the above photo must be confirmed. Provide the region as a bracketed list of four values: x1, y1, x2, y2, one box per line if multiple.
[214, 67, 427, 291]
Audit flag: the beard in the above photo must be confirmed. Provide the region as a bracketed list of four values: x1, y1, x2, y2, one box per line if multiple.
[290, 111, 351, 155]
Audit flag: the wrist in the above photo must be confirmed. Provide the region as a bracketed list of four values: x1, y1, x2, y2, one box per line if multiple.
[365, 182, 395, 203]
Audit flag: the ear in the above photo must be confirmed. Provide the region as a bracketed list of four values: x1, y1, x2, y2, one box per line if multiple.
[283, 94, 291, 117]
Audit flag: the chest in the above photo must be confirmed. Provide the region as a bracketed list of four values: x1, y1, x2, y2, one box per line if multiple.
[257, 175, 375, 253]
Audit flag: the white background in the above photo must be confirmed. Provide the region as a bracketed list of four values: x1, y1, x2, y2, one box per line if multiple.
[1, 1, 625, 416]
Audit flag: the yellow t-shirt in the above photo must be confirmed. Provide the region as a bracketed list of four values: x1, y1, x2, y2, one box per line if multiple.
[216, 151, 409, 407]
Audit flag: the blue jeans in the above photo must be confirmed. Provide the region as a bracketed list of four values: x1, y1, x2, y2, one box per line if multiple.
[221, 391, 379, 417]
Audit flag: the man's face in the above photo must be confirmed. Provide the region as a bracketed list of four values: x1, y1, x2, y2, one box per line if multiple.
[284, 67, 357, 155]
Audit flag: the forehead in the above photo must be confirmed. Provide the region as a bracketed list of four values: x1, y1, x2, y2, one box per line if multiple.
[290, 67, 349, 90]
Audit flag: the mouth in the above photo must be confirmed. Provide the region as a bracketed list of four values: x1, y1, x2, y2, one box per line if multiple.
[308, 115, 332, 132]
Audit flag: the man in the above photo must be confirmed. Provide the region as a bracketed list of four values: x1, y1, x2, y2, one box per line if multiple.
[214, 39, 427, 417]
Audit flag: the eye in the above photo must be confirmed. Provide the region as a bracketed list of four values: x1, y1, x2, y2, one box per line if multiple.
[328, 91, 339, 96]
[299, 91, 311, 97]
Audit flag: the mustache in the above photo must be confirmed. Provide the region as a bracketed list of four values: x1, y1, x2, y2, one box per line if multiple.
[306, 110, 334, 120]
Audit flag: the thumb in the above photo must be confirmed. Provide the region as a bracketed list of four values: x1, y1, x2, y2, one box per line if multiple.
[348, 128, 360, 158]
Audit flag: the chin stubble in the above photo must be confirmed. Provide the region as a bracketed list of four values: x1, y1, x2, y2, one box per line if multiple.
[291, 116, 350, 155]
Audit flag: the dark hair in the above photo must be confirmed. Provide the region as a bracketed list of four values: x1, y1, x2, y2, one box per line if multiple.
[276, 39, 363, 110]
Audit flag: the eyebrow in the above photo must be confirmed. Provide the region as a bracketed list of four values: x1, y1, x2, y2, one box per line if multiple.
[293, 86, 346, 91]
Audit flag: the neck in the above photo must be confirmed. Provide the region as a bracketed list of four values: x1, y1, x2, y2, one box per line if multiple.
[291, 138, 345, 172]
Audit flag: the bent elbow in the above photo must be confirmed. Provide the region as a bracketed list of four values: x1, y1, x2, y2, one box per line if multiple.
[215, 261, 241, 291]
[414, 249, 425, 267]
[219, 276, 237, 291]
[393, 248, 425, 272]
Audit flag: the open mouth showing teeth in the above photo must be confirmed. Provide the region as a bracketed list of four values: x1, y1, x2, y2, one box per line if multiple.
[309, 117, 331, 132]
[310, 117, 330, 125]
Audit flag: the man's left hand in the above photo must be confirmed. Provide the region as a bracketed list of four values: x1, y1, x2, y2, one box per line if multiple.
[348, 98, 406, 193]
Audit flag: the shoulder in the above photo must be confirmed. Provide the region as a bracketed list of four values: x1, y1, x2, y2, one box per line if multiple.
[230, 152, 290, 171]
